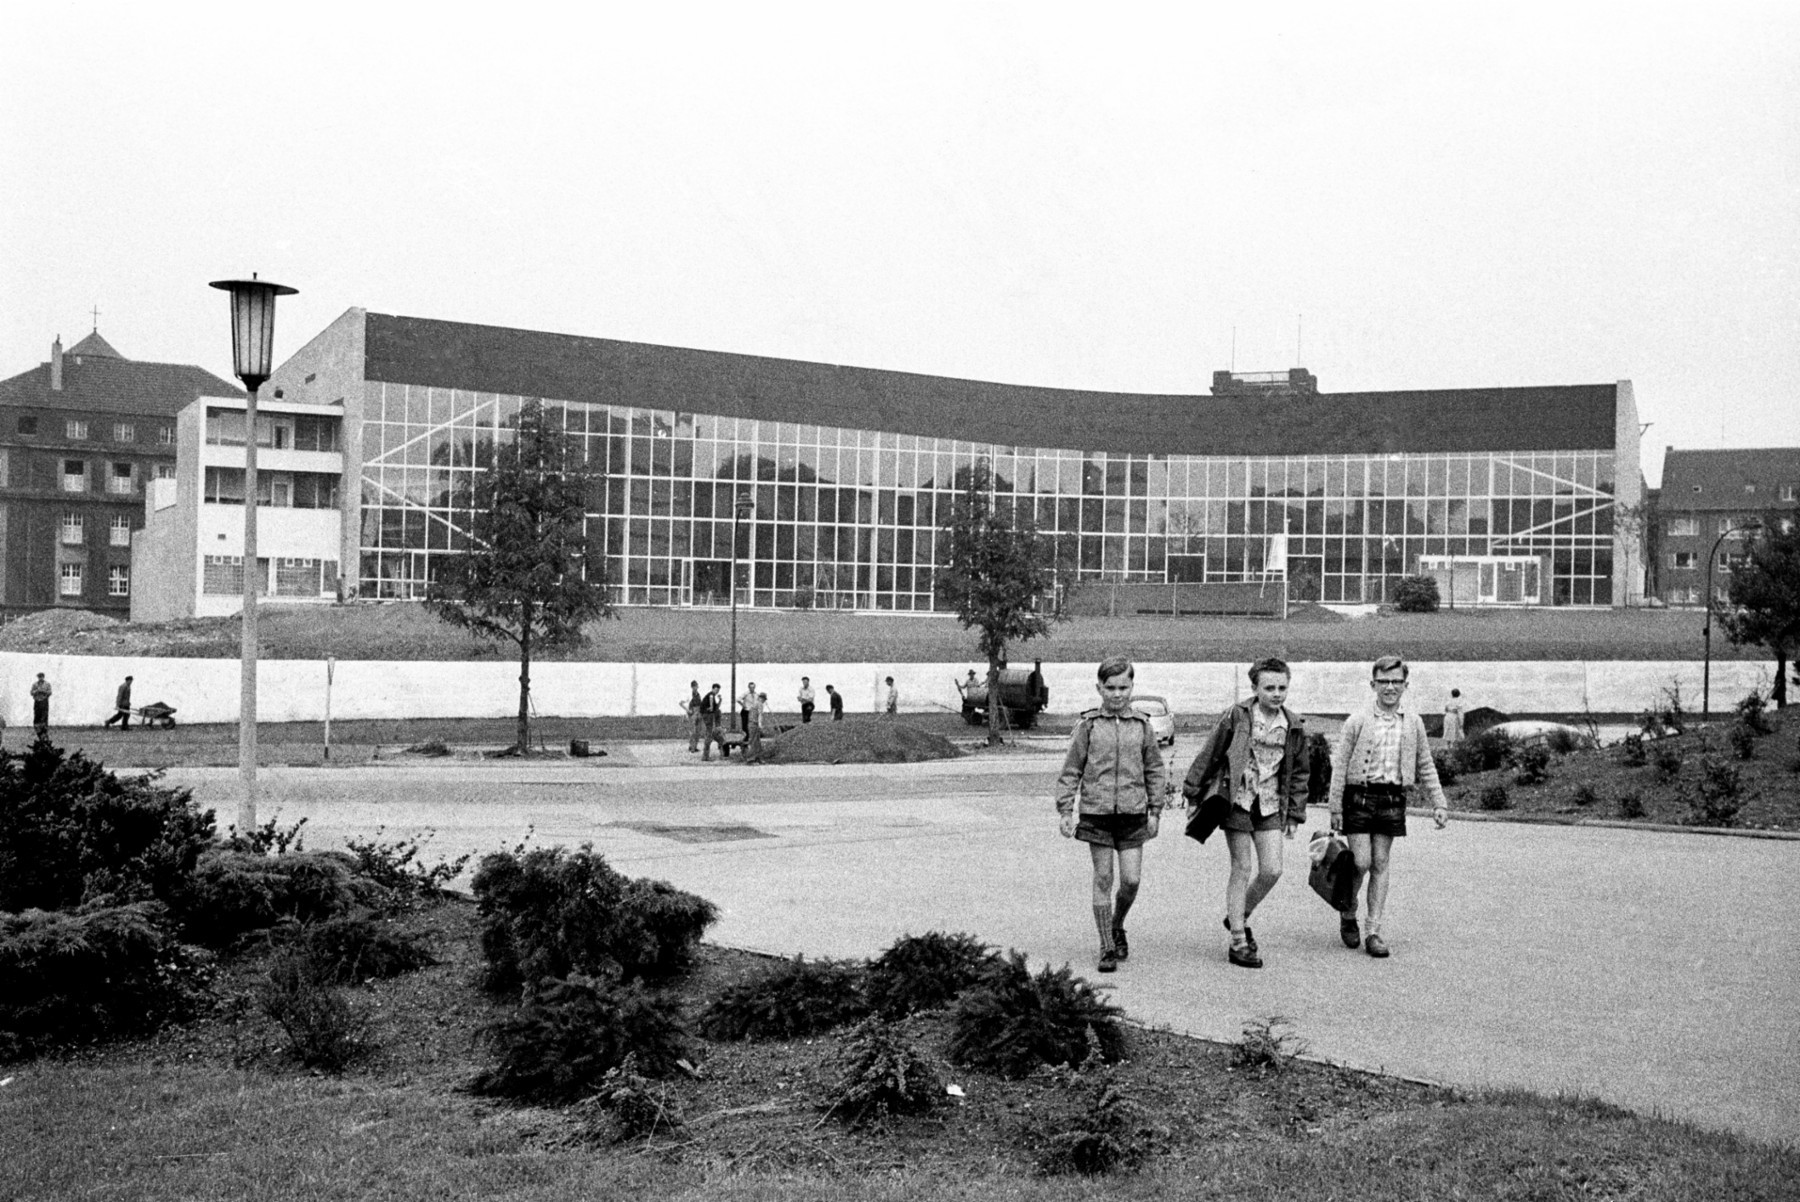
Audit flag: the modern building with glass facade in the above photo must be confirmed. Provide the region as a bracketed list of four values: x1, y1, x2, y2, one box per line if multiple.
[239, 308, 1643, 616]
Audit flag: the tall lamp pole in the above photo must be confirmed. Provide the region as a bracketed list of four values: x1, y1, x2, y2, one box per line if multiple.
[728, 492, 754, 734]
[1702, 518, 1760, 722]
[209, 275, 297, 836]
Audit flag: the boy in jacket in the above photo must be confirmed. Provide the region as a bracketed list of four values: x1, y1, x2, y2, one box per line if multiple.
[1055, 656, 1169, 973]
[1183, 657, 1310, 968]
[1327, 654, 1450, 958]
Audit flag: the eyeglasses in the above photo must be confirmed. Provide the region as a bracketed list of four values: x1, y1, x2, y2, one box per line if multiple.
[1372, 679, 1408, 688]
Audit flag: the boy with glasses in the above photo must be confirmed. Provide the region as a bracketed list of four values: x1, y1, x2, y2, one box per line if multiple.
[1327, 655, 1449, 958]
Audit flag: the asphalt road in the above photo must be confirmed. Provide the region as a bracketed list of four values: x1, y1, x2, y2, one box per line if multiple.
[162, 741, 1800, 1150]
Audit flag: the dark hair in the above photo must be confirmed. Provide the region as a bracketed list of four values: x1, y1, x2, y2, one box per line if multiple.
[1096, 655, 1134, 682]
[1371, 655, 1408, 680]
[1450, 688, 1460, 698]
[1248, 656, 1290, 686]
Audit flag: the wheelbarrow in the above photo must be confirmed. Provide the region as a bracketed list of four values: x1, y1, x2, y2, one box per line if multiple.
[134, 701, 178, 729]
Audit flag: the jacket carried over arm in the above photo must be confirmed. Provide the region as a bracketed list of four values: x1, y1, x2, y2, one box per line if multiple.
[1326, 706, 1447, 814]
[1055, 707, 1169, 819]
[1181, 700, 1310, 828]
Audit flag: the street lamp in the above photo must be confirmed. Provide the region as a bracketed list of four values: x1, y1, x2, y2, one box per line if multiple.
[1702, 518, 1761, 721]
[209, 275, 297, 836]
[728, 492, 755, 735]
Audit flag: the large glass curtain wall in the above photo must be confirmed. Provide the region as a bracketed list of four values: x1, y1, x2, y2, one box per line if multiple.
[357, 384, 1618, 607]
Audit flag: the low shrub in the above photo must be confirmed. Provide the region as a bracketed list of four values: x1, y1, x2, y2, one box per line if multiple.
[587, 1053, 684, 1142]
[946, 951, 1124, 1079]
[281, 914, 435, 984]
[1735, 692, 1773, 735]
[697, 955, 869, 1041]
[1512, 744, 1552, 786]
[1691, 755, 1744, 828]
[342, 827, 471, 907]
[1616, 734, 1647, 767]
[257, 948, 371, 1071]
[821, 1017, 942, 1123]
[1650, 740, 1684, 782]
[1570, 784, 1599, 808]
[472, 974, 688, 1104]
[1544, 728, 1583, 755]
[178, 849, 361, 948]
[1392, 574, 1440, 613]
[1033, 1073, 1155, 1176]
[1232, 1014, 1310, 1077]
[1431, 750, 1458, 787]
[1451, 730, 1514, 775]
[1477, 784, 1512, 811]
[0, 738, 215, 913]
[1617, 791, 1647, 820]
[472, 846, 717, 995]
[227, 814, 308, 855]
[863, 931, 1000, 1018]
[0, 901, 211, 1058]
[1728, 722, 1758, 761]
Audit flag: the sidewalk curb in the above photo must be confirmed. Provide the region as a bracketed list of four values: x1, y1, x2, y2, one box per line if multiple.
[1432, 806, 1800, 841]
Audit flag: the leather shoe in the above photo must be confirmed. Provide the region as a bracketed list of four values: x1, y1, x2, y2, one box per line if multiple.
[1222, 917, 1257, 954]
[1364, 933, 1390, 958]
[1340, 915, 1361, 949]
[1098, 948, 1119, 973]
[1111, 927, 1129, 961]
[1227, 943, 1263, 969]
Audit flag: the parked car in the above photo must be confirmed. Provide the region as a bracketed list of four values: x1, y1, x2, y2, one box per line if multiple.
[1134, 695, 1176, 747]
[1482, 720, 1596, 750]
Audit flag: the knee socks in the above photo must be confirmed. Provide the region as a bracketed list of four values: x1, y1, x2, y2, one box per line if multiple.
[1092, 903, 1115, 950]
[1112, 881, 1139, 931]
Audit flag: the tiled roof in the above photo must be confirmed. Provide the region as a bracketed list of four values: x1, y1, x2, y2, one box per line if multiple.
[67, 331, 124, 359]
[0, 355, 242, 417]
[1660, 448, 1800, 511]
[361, 313, 1621, 457]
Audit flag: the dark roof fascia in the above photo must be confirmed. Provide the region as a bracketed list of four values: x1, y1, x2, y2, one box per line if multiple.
[362, 313, 1620, 457]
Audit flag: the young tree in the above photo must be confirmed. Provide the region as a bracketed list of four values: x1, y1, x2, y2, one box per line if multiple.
[426, 401, 615, 750]
[934, 461, 1066, 744]
[1722, 510, 1800, 708]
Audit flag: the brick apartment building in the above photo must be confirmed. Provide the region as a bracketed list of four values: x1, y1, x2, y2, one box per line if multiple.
[0, 331, 241, 617]
[1653, 447, 1800, 606]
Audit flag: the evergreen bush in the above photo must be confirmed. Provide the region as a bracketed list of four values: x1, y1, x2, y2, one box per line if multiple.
[1650, 740, 1684, 781]
[1728, 721, 1758, 761]
[697, 955, 870, 1041]
[1512, 744, 1552, 786]
[342, 827, 471, 907]
[1450, 729, 1514, 775]
[1477, 784, 1512, 811]
[821, 1017, 942, 1123]
[0, 738, 214, 913]
[1231, 1014, 1310, 1078]
[471, 846, 717, 995]
[589, 1053, 684, 1141]
[0, 901, 211, 1058]
[1616, 734, 1647, 767]
[1392, 574, 1440, 613]
[1032, 1073, 1155, 1176]
[946, 951, 1124, 1079]
[279, 914, 436, 984]
[1570, 784, 1600, 808]
[863, 931, 1000, 1018]
[1691, 755, 1744, 828]
[472, 974, 688, 1104]
[1734, 692, 1773, 735]
[178, 849, 361, 948]
[1617, 791, 1647, 820]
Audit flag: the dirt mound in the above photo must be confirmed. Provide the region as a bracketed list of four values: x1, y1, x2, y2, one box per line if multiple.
[1282, 603, 1348, 624]
[754, 720, 965, 764]
[0, 608, 123, 651]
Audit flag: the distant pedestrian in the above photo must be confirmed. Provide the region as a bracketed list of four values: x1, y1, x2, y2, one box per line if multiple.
[1055, 655, 1168, 974]
[739, 681, 757, 735]
[884, 676, 898, 717]
[1327, 655, 1450, 959]
[698, 683, 725, 761]
[30, 672, 51, 735]
[826, 684, 843, 721]
[1443, 688, 1465, 745]
[103, 675, 134, 729]
[797, 676, 816, 724]
[686, 680, 703, 752]
[746, 691, 767, 760]
[1181, 657, 1309, 970]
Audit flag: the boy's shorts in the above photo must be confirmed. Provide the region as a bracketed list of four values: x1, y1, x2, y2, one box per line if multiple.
[1076, 812, 1152, 850]
[1341, 784, 1408, 837]
[1221, 805, 1286, 833]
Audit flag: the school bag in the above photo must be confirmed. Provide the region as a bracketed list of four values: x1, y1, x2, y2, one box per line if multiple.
[1307, 829, 1358, 913]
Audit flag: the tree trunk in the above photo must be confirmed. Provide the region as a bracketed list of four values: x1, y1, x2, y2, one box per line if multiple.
[986, 655, 1003, 746]
[517, 608, 533, 752]
[1777, 651, 1790, 709]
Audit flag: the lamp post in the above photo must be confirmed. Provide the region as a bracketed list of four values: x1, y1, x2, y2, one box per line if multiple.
[728, 492, 754, 735]
[209, 275, 297, 836]
[1702, 518, 1761, 721]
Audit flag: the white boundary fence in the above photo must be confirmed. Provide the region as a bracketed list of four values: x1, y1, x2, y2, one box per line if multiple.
[0, 651, 1773, 727]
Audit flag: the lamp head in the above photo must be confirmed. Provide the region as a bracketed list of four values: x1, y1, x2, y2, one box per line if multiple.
[208, 275, 297, 391]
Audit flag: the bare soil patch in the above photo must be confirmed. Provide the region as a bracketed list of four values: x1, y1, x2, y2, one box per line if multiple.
[754, 720, 965, 765]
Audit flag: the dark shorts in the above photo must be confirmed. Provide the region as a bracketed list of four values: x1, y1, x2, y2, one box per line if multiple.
[1342, 785, 1408, 837]
[1221, 805, 1286, 834]
[1076, 812, 1152, 850]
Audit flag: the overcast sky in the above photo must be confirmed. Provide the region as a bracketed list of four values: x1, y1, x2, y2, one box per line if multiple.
[4, 2, 1795, 484]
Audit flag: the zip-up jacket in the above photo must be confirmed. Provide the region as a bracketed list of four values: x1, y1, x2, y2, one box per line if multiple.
[1054, 706, 1169, 818]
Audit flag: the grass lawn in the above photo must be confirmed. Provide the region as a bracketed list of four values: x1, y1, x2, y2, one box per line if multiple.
[5, 897, 1795, 1202]
[0, 601, 1767, 664]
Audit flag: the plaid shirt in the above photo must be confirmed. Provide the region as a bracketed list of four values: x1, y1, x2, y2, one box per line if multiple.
[1233, 706, 1290, 816]
[1361, 708, 1405, 784]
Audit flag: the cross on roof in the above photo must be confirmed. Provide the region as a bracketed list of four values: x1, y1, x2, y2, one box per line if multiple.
[91, 305, 100, 331]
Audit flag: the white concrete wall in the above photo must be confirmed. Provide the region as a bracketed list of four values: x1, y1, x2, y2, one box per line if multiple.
[0, 652, 1774, 726]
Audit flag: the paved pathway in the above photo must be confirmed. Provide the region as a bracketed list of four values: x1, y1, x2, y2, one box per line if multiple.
[164, 741, 1800, 1149]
